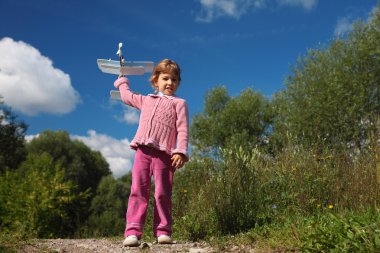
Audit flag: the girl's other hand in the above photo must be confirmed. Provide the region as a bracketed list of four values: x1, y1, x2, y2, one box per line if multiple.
[171, 153, 186, 169]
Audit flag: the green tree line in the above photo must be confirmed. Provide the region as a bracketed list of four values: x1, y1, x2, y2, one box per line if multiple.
[0, 107, 132, 239]
[1, 6, 379, 252]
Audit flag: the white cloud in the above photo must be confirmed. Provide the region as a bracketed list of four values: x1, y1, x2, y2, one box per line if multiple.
[195, 0, 317, 22]
[121, 107, 140, 125]
[196, 0, 266, 22]
[334, 16, 354, 36]
[334, 6, 379, 37]
[0, 37, 80, 116]
[25, 133, 39, 142]
[71, 130, 135, 178]
[277, 0, 317, 11]
[0, 110, 7, 125]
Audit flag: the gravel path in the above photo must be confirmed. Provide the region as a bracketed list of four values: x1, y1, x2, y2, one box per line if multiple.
[19, 239, 224, 253]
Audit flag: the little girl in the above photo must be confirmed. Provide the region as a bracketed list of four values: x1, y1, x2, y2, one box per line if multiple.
[113, 59, 189, 247]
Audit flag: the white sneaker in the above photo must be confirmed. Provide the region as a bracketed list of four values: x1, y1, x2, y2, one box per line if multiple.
[123, 235, 140, 247]
[157, 235, 173, 244]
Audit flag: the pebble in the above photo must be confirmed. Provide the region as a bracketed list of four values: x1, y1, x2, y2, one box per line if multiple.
[231, 246, 239, 251]
[189, 248, 208, 253]
[139, 242, 150, 249]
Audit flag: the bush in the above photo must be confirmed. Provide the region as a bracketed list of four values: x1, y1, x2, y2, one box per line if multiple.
[173, 146, 266, 239]
[0, 153, 89, 238]
[172, 143, 380, 241]
[173, 157, 219, 240]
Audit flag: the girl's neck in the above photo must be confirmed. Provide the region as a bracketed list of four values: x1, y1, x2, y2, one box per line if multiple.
[158, 91, 175, 97]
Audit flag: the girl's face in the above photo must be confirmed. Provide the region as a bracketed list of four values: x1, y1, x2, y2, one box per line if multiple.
[154, 73, 179, 96]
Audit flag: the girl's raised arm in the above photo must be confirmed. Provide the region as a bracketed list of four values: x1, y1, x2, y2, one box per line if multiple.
[114, 77, 144, 110]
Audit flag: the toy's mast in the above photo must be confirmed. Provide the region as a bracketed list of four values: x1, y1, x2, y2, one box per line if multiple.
[116, 42, 124, 67]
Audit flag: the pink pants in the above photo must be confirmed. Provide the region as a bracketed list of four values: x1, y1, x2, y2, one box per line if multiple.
[124, 146, 176, 238]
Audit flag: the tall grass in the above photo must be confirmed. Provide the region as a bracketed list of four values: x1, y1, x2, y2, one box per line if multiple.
[172, 143, 380, 241]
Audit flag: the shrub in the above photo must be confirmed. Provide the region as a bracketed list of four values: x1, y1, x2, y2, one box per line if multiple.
[0, 153, 89, 238]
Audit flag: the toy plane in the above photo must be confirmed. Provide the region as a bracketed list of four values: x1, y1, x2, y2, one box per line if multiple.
[97, 59, 154, 75]
[97, 43, 154, 100]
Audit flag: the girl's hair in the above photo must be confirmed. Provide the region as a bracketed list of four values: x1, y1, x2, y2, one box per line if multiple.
[149, 59, 181, 87]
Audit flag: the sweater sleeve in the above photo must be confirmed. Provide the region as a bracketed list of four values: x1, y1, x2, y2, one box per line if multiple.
[172, 99, 189, 161]
[114, 77, 144, 110]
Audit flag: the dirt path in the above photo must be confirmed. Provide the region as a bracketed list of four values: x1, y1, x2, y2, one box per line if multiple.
[19, 239, 225, 253]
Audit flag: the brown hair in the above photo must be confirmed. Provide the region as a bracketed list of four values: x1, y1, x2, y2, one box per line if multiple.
[149, 59, 181, 88]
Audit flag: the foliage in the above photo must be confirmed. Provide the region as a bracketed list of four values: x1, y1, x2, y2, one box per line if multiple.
[26, 130, 111, 233]
[172, 142, 380, 241]
[0, 153, 90, 238]
[26, 130, 110, 195]
[0, 233, 19, 253]
[190, 86, 273, 155]
[272, 7, 380, 150]
[82, 174, 132, 237]
[0, 106, 27, 173]
[173, 157, 220, 240]
[201, 209, 380, 253]
[263, 145, 379, 215]
[173, 146, 271, 239]
[300, 210, 380, 253]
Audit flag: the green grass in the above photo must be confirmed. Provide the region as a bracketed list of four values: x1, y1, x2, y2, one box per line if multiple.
[170, 144, 380, 252]
[192, 209, 380, 252]
[0, 233, 25, 253]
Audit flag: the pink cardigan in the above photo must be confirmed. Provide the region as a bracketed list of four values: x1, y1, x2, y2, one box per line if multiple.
[114, 77, 189, 160]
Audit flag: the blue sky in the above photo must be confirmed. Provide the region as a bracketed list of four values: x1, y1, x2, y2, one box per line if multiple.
[0, 0, 377, 177]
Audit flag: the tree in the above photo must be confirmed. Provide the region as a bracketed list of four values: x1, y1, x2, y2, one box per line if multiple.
[0, 106, 27, 172]
[191, 86, 273, 155]
[26, 130, 110, 195]
[26, 130, 111, 233]
[271, 7, 380, 150]
[0, 153, 89, 238]
[83, 173, 132, 236]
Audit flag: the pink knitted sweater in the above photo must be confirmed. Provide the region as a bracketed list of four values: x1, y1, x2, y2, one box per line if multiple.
[114, 77, 189, 160]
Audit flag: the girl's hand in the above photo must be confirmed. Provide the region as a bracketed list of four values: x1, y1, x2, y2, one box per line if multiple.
[171, 153, 186, 169]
